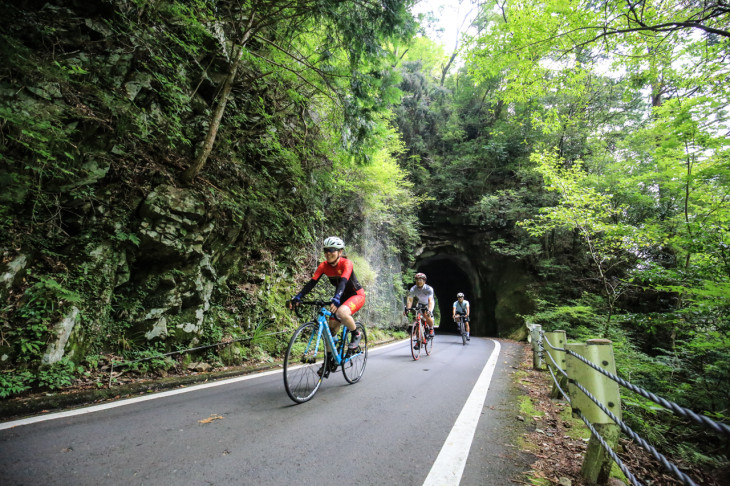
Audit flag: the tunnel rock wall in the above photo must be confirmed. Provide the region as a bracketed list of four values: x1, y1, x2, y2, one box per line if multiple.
[414, 214, 534, 338]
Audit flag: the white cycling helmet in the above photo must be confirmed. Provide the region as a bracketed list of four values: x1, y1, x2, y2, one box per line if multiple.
[457, 292, 465, 298]
[323, 236, 345, 250]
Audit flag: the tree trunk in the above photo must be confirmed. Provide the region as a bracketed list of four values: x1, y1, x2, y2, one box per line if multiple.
[181, 26, 254, 183]
[440, 51, 458, 87]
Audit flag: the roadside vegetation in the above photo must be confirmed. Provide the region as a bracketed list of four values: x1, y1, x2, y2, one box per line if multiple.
[1, 1, 728, 480]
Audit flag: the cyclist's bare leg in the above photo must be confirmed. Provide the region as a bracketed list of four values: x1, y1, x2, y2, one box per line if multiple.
[328, 318, 341, 337]
[425, 313, 435, 334]
[335, 305, 357, 332]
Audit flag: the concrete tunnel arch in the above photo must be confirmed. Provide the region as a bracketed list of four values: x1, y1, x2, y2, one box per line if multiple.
[415, 254, 497, 337]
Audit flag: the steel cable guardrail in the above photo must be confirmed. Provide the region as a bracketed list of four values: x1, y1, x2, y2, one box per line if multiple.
[543, 349, 643, 486]
[543, 344, 568, 378]
[570, 377, 698, 486]
[577, 410, 644, 486]
[542, 334, 565, 352]
[108, 330, 288, 386]
[535, 328, 728, 486]
[565, 348, 730, 437]
[546, 363, 569, 396]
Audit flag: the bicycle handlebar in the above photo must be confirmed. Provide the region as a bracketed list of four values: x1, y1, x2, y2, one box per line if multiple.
[299, 300, 332, 307]
[291, 299, 340, 320]
[405, 303, 429, 312]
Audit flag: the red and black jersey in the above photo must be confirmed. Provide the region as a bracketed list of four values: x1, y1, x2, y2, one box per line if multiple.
[299, 257, 363, 302]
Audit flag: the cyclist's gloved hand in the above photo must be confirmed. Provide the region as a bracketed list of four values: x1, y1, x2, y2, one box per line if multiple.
[331, 296, 341, 307]
[403, 306, 410, 316]
[291, 294, 302, 306]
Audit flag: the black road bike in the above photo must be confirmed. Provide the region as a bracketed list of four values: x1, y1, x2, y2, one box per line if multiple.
[455, 312, 468, 345]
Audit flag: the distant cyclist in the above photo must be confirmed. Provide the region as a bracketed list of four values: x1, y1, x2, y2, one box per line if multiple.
[452, 292, 470, 341]
[405, 272, 435, 339]
[289, 237, 364, 351]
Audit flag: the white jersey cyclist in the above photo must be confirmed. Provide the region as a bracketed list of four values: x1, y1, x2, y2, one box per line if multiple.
[405, 272, 435, 339]
[409, 283, 435, 305]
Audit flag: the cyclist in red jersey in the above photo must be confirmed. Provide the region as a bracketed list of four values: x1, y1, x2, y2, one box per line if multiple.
[289, 237, 365, 350]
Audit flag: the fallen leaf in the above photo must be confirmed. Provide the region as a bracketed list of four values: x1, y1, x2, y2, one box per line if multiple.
[199, 414, 224, 424]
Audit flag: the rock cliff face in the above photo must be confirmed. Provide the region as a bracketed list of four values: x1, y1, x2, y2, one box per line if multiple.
[128, 184, 220, 342]
[0, 181, 250, 368]
[416, 213, 534, 339]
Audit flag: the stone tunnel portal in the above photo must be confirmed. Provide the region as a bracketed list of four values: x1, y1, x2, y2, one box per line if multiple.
[416, 255, 497, 337]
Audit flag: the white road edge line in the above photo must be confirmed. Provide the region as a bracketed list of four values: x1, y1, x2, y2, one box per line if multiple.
[423, 339, 501, 486]
[0, 339, 403, 431]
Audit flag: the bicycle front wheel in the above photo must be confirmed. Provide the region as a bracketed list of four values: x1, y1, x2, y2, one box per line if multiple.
[461, 321, 467, 345]
[283, 322, 327, 403]
[342, 322, 368, 384]
[410, 321, 422, 360]
[425, 326, 433, 355]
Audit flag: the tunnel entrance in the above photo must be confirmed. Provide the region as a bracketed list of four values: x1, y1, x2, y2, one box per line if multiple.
[416, 254, 497, 337]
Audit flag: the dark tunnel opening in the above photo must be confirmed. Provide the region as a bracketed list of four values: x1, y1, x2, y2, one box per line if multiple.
[416, 256, 497, 337]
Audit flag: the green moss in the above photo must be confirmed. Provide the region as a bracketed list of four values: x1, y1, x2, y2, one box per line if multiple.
[609, 462, 629, 484]
[513, 369, 534, 388]
[519, 394, 543, 417]
[559, 405, 591, 440]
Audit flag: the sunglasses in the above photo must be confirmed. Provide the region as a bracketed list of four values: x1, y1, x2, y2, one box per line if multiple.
[323, 248, 339, 253]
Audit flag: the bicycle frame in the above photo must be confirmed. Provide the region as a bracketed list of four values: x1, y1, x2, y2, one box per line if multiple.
[299, 301, 359, 367]
[284, 300, 368, 403]
[409, 303, 431, 359]
[412, 303, 429, 323]
[455, 313, 467, 345]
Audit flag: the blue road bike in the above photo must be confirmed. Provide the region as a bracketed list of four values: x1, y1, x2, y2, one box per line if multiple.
[284, 300, 368, 403]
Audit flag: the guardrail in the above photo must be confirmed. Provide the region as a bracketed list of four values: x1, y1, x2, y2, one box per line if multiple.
[108, 330, 287, 386]
[526, 323, 730, 486]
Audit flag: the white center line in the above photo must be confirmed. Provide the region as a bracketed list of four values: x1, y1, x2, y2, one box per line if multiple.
[423, 339, 501, 486]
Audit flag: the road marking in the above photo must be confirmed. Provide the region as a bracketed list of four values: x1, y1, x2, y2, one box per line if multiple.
[423, 339, 501, 486]
[0, 339, 403, 431]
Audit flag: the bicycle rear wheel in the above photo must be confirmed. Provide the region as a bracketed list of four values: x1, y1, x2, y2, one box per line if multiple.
[410, 321, 422, 360]
[342, 322, 368, 384]
[283, 322, 327, 403]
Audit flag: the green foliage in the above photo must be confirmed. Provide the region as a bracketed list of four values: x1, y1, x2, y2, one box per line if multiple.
[482, 0, 730, 448]
[0, 0, 422, 401]
[524, 295, 603, 333]
[112, 231, 140, 246]
[35, 358, 77, 390]
[9, 274, 81, 361]
[120, 347, 175, 375]
[0, 370, 33, 398]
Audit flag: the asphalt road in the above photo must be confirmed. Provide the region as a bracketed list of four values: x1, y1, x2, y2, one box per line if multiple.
[0, 336, 530, 486]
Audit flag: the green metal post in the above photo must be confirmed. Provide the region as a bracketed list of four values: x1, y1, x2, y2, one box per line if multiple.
[543, 330, 567, 398]
[528, 324, 543, 370]
[566, 339, 622, 485]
